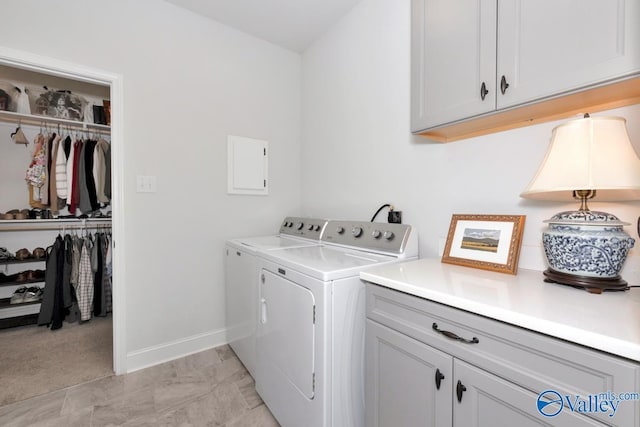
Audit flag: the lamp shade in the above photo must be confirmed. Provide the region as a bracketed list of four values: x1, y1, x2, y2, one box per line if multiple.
[520, 116, 640, 201]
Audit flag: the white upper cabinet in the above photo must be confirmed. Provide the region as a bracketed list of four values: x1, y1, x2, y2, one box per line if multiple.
[412, 0, 640, 135]
[411, 0, 497, 130]
[497, 0, 640, 109]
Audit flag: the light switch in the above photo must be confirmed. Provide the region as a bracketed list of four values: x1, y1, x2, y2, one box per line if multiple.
[136, 175, 157, 193]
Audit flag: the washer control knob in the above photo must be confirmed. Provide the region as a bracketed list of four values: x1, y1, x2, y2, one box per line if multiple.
[314, 225, 321, 231]
[296, 222, 304, 230]
[336, 226, 345, 234]
[307, 224, 314, 231]
[352, 227, 363, 238]
[372, 230, 382, 239]
[287, 222, 293, 227]
[383, 231, 395, 240]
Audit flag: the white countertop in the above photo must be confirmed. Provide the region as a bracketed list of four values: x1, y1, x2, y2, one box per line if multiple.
[360, 258, 640, 362]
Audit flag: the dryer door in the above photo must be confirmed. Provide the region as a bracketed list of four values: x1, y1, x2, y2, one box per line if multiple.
[259, 268, 316, 398]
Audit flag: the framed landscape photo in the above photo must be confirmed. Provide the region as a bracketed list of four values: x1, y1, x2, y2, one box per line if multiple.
[442, 214, 526, 274]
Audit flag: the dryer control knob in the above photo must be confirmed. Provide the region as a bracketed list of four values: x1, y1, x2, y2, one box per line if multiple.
[307, 224, 314, 231]
[383, 231, 395, 240]
[372, 230, 382, 239]
[296, 222, 304, 230]
[352, 227, 363, 237]
[314, 225, 321, 231]
[336, 226, 345, 234]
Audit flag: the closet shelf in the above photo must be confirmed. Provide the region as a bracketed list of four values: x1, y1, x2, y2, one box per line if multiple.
[0, 110, 110, 133]
[0, 279, 44, 288]
[0, 258, 46, 265]
[0, 298, 41, 319]
[0, 218, 111, 232]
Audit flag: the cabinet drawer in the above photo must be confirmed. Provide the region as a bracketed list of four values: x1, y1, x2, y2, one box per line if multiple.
[366, 283, 640, 427]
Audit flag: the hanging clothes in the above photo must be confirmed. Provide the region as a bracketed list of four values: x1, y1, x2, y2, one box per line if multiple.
[102, 234, 113, 314]
[69, 139, 83, 214]
[37, 235, 67, 328]
[95, 139, 109, 205]
[48, 134, 63, 213]
[83, 139, 100, 212]
[77, 236, 94, 321]
[37, 241, 58, 326]
[37, 229, 112, 328]
[55, 135, 70, 205]
[26, 133, 47, 208]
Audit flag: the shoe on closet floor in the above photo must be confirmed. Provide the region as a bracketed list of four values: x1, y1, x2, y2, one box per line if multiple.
[10, 286, 27, 304]
[23, 287, 43, 303]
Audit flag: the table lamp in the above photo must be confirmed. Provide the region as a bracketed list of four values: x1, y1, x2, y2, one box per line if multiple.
[521, 114, 640, 293]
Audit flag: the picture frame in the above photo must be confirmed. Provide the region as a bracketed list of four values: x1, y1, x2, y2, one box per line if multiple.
[442, 214, 526, 275]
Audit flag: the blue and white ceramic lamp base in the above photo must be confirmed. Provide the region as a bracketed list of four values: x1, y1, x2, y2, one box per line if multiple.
[541, 210, 635, 293]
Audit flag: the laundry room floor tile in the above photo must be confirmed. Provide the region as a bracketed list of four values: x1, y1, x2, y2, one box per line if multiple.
[0, 345, 279, 426]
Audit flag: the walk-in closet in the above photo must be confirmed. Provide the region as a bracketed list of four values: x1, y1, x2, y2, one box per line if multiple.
[0, 62, 115, 406]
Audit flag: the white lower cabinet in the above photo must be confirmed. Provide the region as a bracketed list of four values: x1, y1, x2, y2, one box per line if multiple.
[453, 359, 604, 427]
[365, 283, 639, 427]
[366, 320, 452, 427]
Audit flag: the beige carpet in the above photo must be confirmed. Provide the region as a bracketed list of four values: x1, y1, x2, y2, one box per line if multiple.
[0, 316, 113, 406]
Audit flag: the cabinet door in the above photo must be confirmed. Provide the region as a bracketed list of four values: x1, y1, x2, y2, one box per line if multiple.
[365, 320, 452, 427]
[497, 0, 640, 109]
[411, 0, 497, 132]
[453, 360, 606, 427]
[224, 245, 257, 377]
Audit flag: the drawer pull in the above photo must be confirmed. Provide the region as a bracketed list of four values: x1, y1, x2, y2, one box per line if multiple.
[432, 323, 479, 344]
[456, 380, 467, 402]
[435, 368, 445, 390]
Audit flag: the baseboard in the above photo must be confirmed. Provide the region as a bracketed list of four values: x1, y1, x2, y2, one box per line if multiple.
[125, 327, 227, 373]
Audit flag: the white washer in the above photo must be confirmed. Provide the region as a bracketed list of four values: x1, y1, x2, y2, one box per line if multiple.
[225, 217, 328, 377]
[255, 220, 418, 427]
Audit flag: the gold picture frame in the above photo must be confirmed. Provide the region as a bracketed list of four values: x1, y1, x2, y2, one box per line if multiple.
[442, 214, 526, 275]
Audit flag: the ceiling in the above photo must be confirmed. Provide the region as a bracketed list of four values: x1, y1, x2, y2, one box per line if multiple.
[164, 0, 362, 53]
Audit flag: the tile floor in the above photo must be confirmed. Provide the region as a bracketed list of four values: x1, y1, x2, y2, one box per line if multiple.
[0, 345, 279, 427]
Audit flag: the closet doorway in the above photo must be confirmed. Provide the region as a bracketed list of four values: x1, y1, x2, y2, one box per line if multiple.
[0, 47, 125, 406]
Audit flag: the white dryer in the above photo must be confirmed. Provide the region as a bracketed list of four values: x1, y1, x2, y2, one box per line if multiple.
[225, 217, 328, 377]
[255, 220, 418, 427]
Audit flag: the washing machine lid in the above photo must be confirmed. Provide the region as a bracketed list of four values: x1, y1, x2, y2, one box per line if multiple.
[260, 244, 402, 281]
[229, 235, 322, 253]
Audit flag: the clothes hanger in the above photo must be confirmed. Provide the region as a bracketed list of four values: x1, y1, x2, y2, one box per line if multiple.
[10, 120, 20, 138]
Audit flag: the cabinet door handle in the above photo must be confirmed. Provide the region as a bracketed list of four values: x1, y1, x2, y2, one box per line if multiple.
[480, 82, 489, 100]
[435, 368, 445, 390]
[456, 380, 467, 402]
[432, 323, 479, 344]
[500, 75, 510, 94]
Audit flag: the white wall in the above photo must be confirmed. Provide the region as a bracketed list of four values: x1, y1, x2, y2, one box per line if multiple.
[301, 0, 640, 282]
[2, 0, 639, 373]
[0, 0, 302, 370]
